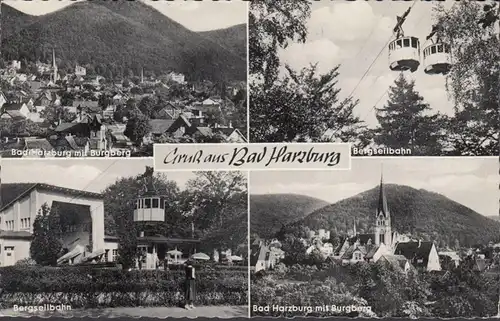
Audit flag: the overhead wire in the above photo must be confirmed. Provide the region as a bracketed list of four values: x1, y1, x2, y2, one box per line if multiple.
[328, 0, 419, 141]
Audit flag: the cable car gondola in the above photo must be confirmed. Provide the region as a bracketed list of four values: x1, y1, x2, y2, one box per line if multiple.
[388, 6, 420, 73]
[388, 36, 420, 72]
[422, 24, 452, 75]
[133, 166, 165, 222]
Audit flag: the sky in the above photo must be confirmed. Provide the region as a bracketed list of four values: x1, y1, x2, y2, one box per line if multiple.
[3, 0, 247, 31]
[1, 159, 197, 193]
[278, 0, 459, 128]
[251, 157, 498, 217]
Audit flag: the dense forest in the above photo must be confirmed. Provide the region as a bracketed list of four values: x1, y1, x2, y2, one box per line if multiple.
[277, 184, 500, 248]
[1, 1, 246, 82]
[250, 194, 328, 240]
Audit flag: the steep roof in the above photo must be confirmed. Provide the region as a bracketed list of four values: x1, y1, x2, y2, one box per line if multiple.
[394, 241, 434, 269]
[149, 119, 175, 135]
[380, 254, 409, 271]
[3, 103, 25, 111]
[24, 138, 54, 151]
[0, 183, 103, 211]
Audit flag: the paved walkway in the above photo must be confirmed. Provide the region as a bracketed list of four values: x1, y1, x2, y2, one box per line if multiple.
[1, 305, 248, 318]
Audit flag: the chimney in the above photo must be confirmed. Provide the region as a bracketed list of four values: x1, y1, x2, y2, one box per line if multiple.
[418, 239, 421, 248]
[139, 231, 144, 238]
[229, 121, 233, 128]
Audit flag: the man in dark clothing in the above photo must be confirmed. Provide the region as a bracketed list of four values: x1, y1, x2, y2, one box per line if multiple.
[184, 260, 196, 310]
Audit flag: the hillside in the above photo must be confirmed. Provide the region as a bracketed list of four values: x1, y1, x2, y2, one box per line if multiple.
[487, 216, 500, 222]
[1, 1, 246, 81]
[285, 184, 500, 248]
[1, 3, 36, 39]
[251, 194, 329, 240]
[199, 24, 247, 59]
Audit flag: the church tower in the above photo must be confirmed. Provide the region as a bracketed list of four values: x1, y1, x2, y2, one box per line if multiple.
[52, 48, 58, 83]
[374, 169, 392, 246]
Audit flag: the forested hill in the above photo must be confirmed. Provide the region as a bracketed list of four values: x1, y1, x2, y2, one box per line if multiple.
[284, 184, 500, 248]
[1, 1, 246, 81]
[251, 194, 329, 240]
[199, 24, 247, 59]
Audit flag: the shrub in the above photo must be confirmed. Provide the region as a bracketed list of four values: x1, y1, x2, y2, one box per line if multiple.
[0, 266, 247, 308]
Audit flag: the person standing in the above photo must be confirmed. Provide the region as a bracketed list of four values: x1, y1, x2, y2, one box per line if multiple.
[184, 260, 196, 310]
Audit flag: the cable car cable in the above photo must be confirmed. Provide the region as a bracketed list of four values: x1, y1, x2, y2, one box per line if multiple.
[346, 1, 418, 100]
[327, 1, 418, 141]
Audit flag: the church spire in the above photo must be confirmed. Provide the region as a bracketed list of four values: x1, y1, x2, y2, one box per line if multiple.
[52, 48, 58, 83]
[377, 165, 389, 217]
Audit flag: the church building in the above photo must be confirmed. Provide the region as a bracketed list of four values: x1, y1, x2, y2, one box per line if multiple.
[333, 171, 441, 272]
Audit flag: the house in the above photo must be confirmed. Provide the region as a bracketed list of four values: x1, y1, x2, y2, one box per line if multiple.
[0, 91, 7, 108]
[156, 102, 182, 120]
[148, 115, 192, 141]
[72, 100, 100, 114]
[27, 81, 42, 93]
[34, 91, 55, 108]
[378, 254, 412, 273]
[0, 183, 105, 266]
[251, 241, 272, 272]
[21, 138, 55, 158]
[212, 125, 247, 143]
[51, 135, 89, 157]
[75, 65, 86, 76]
[394, 241, 442, 272]
[168, 72, 185, 84]
[107, 124, 131, 149]
[438, 250, 461, 267]
[0, 103, 29, 120]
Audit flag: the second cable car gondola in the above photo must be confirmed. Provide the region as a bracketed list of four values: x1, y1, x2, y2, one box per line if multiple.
[422, 24, 452, 75]
[388, 6, 420, 73]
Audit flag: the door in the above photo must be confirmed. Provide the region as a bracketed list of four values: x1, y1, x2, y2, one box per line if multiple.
[4, 246, 15, 266]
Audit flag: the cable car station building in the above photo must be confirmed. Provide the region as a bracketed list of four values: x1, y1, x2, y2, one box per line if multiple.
[132, 191, 200, 269]
[0, 183, 105, 266]
[0, 182, 200, 269]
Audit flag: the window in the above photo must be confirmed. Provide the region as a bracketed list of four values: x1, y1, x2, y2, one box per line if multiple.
[444, 45, 450, 53]
[161, 201, 165, 209]
[112, 249, 118, 262]
[411, 38, 418, 48]
[431, 46, 437, 54]
[152, 198, 159, 209]
[135, 200, 138, 209]
[403, 38, 410, 47]
[437, 45, 443, 53]
[354, 252, 362, 261]
[145, 198, 151, 209]
[396, 39, 402, 49]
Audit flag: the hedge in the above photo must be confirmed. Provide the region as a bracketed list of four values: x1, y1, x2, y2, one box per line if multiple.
[0, 266, 247, 308]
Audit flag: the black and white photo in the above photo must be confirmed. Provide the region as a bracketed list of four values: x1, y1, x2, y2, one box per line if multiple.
[250, 157, 500, 317]
[249, 0, 499, 156]
[0, 0, 248, 158]
[0, 159, 248, 317]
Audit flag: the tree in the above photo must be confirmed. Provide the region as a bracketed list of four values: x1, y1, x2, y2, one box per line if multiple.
[40, 105, 76, 126]
[124, 112, 151, 145]
[375, 74, 447, 155]
[185, 172, 247, 260]
[138, 96, 156, 118]
[30, 203, 62, 266]
[434, 2, 499, 155]
[252, 64, 368, 143]
[249, 1, 368, 144]
[249, 0, 310, 87]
